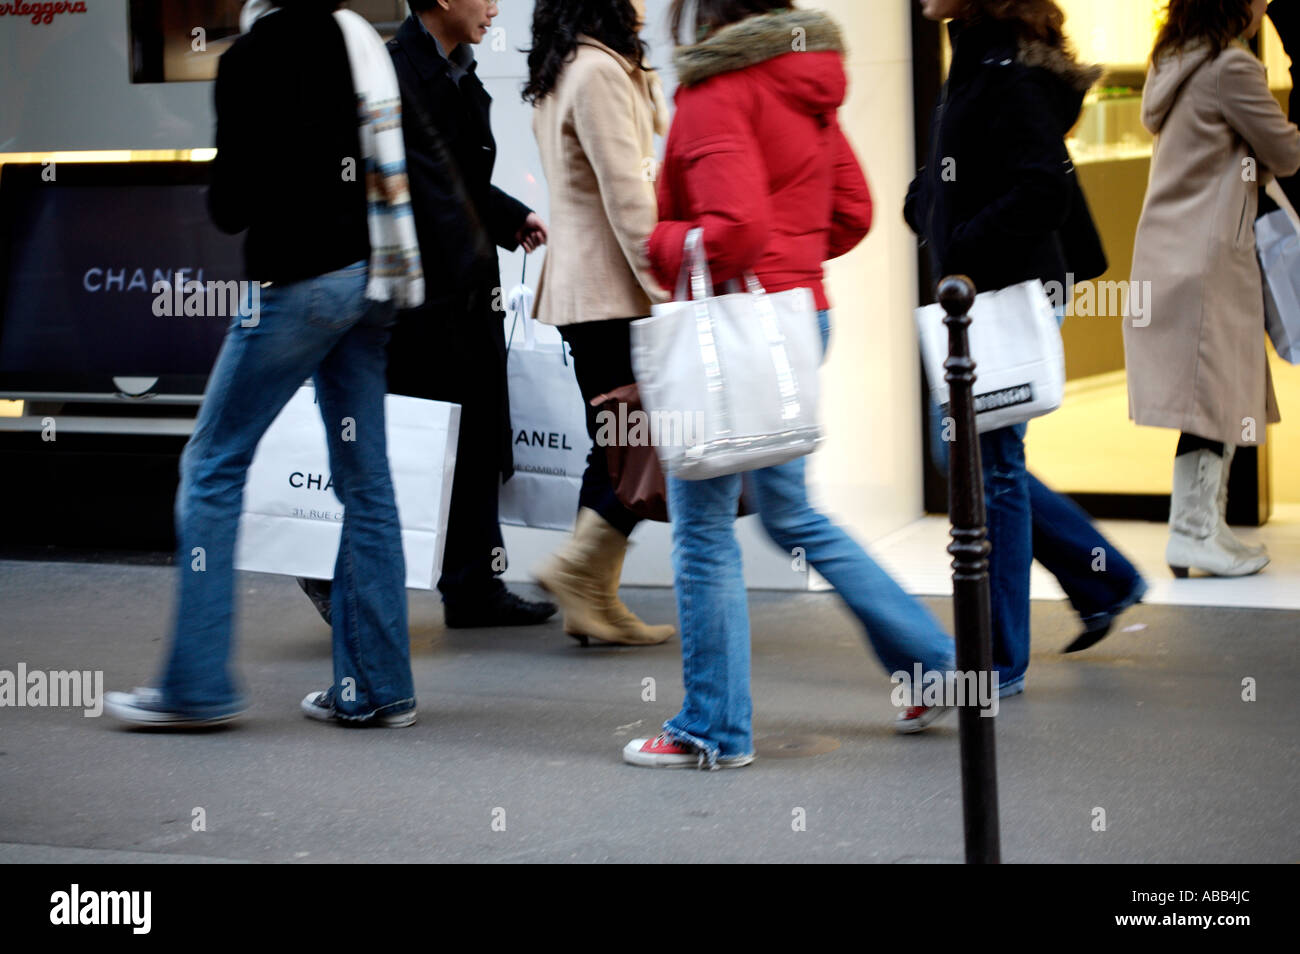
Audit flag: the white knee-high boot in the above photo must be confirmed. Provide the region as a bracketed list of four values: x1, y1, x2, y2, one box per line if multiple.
[1215, 445, 1268, 559]
[1166, 449, 1269, 577]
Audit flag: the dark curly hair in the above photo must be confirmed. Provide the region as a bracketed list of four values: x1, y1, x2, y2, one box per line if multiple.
[523, 0, 649, 105]
[1151, 0, 1254, 63]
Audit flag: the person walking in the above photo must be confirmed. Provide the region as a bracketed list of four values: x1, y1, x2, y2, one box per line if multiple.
[621, 1, 958, 770]
[1127, 0, 1300, 578]
[905, 0, 1149, 693]
[525, 0, 676, 646]
[107, 0, 424, 728]
[296, 0, 559, 630]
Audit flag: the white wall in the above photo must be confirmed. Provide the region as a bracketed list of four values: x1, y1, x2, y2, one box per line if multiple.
[0, 1, 926, 590]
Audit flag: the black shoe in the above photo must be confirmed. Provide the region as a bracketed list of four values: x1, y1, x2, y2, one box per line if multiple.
[443, 588, 557, 629]
[296, 577, 333, 626]
[1063, 578, 1148, 654]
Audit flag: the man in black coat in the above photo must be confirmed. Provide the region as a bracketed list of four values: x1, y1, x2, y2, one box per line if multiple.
[299, 0, 554, 628]
[387, 0, 555, 626]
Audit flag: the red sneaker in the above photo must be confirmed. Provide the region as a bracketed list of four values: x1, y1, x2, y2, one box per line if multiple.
[622, 733, 755, 769]
[894, 705, 953, 734]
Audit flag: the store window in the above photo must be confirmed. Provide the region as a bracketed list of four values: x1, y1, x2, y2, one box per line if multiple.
[920, 1, 1298, 519]
[128, 1, 410, 84]
[1025, 0, 1297, 515]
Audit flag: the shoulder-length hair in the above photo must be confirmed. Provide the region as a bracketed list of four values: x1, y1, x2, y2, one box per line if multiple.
[667, 0, 793, 44]
[1151, 0, 1254, 63]
[963, 0, 1071, 51]
[523, 0, 648, 104]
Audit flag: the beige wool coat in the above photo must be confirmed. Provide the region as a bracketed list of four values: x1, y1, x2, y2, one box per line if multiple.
[1126, 42, 1300, 446]
[531, 37, 670, 326]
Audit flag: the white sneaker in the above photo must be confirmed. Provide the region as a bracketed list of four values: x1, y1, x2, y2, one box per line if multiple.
[104, 688, 243, 728]
[300, 691, 416, 728]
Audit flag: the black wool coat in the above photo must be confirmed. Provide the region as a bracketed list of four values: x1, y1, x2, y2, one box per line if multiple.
[905, 18, 1107, 300]
[385, 15, 533, 480]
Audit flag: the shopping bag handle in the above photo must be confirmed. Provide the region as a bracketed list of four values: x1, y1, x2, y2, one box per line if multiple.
[506, 253, 534, 352]
[504, 252, 571, 366]
[675, 228, 717, 302]
[722, 272, 771, 298]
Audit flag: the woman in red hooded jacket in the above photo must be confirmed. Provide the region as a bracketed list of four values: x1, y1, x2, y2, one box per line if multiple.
[621, 0, 958, 770]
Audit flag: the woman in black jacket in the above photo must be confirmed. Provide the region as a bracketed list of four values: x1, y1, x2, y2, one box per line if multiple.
[906, 0, 1147, 695]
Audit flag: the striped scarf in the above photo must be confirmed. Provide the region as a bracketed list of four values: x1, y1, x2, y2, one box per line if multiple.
[240, 2, 424, 308]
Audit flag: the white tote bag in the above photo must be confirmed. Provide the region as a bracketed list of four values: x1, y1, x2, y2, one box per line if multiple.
[234, 385, 460, 590]
[630, 228, 823, 480]
[915, 278, 1065, 433]
[1256, 181, 1300, 365]
[497, 275, 592, 531]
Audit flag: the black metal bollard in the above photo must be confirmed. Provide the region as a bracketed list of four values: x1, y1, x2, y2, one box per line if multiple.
[938, 275, 1002, 864]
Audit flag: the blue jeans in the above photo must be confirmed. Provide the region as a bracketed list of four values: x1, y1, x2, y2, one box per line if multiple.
[159, 261, 415, 720]
[931, 400, 1145, 691]
[663, 311, 955, 764]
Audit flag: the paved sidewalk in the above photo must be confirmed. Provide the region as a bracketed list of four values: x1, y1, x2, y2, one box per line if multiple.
[0, 559, 1296, 863]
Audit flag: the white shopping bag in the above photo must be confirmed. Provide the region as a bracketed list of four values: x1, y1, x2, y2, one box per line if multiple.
[497, 275, 592, 531]
[1257, 180, 1300, 365]
[632, 229, 823, 480]
[234, 385, 460, 590]
[915, 278, 1065, 433]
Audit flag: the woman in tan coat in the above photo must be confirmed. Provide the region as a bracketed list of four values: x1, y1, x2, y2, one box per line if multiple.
[1127, 0, 1300, 577]
[524, 0, 674, 645]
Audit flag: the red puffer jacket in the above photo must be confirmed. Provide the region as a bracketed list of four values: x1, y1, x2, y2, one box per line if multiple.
[647, 9, 872, 312]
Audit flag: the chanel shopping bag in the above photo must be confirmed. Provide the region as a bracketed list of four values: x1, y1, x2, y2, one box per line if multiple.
[234, 385, 460, 590]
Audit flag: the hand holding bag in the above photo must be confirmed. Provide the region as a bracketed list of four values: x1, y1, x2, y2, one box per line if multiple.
[630, 229, 823, 480]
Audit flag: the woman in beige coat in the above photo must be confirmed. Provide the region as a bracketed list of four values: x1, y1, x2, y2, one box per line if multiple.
[524, 0, 674, 645]
[1127, 0, 1300, 577]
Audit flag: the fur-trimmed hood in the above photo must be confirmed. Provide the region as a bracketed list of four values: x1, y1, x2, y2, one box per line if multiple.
[1018, 37, 1103, 94]
[673, 8, 846, 87]
[950, 18, 1101, 131]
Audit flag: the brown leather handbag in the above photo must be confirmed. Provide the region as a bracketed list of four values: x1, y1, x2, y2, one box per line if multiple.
[589, 385, 755, 522]
[590, 384, 669, 522]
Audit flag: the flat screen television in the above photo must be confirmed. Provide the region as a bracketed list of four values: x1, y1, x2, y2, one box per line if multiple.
[0, 161, 243, 403]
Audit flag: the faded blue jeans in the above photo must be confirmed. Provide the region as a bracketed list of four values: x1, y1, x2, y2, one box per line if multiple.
[159, 260, 415, 721]
[663, 311, 956, 765]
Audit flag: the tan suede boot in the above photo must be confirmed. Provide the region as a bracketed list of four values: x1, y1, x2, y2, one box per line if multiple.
[533, 508, 673, 646]
[605, 540, 676, 645]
